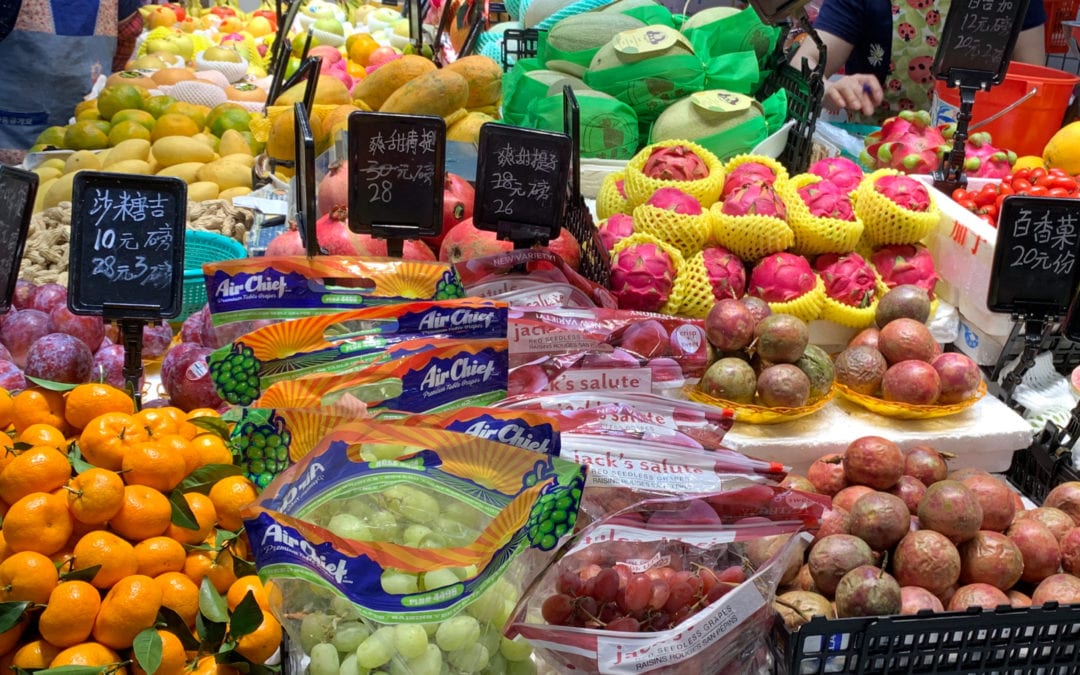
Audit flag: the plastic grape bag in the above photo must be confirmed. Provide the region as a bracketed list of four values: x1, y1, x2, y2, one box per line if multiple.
[243, 420, 589, 675]
[507, 491, 825, 673]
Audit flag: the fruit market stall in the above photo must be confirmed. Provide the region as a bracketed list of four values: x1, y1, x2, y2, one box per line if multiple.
[4, 0, 1080, 673]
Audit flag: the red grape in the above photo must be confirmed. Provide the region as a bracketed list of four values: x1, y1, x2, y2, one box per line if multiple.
[664, 581, 695, 613]
[593, 568, 620, 603]
[542, 594, 574, 624]
[622, 574, 652, 612]
[576, 596, 598, 622]
[579, 564, 602, 581]
[705, 583, 732, 604]
[649, 580, 671, 610]
[613, 564, 631, 590]
[717, 566, 747, 584]
[699, 567, 720, 593]
[556, 570, 583, 596]
[671, 571, 703, 596]
[606, 616, 641, 632]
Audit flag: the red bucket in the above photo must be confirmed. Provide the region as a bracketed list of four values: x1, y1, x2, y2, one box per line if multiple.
[931, 61, 1079, 157]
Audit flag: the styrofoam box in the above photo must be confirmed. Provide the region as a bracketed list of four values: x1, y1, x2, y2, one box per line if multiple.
[954, 314, 1010, 367]
[919, 176, 1017, 338]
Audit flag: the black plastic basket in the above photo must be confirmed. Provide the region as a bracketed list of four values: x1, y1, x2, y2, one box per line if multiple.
[1006, 439, 1077, 504]
[500, 28, 539, 71]
[781, 603, 1080, 675]
[996, 331, 1080, 378]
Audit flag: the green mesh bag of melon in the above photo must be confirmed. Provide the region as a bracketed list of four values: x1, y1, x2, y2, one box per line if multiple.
[583, 24, 705, 122]
[623, 139, 725, 208]
[681, 6, 782, 92]
[539, 12, 646, 77]
[651, 90, 770, 162]
[501, 58, 587, 125]
[600, 0, 676, 27]
[526, 89, 639, 160]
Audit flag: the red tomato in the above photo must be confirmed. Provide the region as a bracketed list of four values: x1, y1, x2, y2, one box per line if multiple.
[958, 198, 978, 212]
[952, 188, 972, 202]
[1049, 167, 1069, 177]
[998, 183, 1015, 196]
[974, 187, 999, 206]
[980, 204, 999, 219]
[1011, 178, 1034, 193]
[1031, 168, 1048, 183]
[1047, 176, 1078, 192]
[1049, 187, 1071, 197]
[1014, 168, 1032, 181]
[1028, 185, 1049, 196]
[980, 214, 997, 226]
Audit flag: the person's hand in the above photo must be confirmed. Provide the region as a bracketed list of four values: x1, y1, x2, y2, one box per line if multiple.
[823, 74, 884, 118]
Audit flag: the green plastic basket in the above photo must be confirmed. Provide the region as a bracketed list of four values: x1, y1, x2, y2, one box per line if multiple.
[181, 230, 248, 321]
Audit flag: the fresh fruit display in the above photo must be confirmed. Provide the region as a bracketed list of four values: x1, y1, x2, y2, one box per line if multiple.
[860, 110, 1017, 178]
[950, 167, 1080, 226]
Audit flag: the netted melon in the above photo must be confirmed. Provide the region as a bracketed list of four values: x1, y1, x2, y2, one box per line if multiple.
[679, 6, 741, 31]
[650, 92, 765, 154]
[588, 25, 695, 69]
[542, 13, 646, 77]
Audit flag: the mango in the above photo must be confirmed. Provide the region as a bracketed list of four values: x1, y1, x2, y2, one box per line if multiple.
[34, 178, 56, 212]
[64, 150, 101, 174]
[32, 166, 62, 182]
[220, 153, 255, 168]
[39, 158, 66, 172]
[105, 159, 153, 175]
[156, 162, 205, 183]
[187, 181, 220, 202]
[43, 171, 80, 209]
[197, 159, 252, 190]
[218, 186, 252, 200]
[218, 129, 254, 157]
[103, 138, 152, 166]
[151, 136, 215, 167]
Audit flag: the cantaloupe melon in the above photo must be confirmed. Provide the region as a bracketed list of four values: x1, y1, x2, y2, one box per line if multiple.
[650, 92, 766, 159]
[525, 0, 580, 28]
[542, 13, 646, 77]
[679, 6, 740, 31]
[588, 25, 695, 69]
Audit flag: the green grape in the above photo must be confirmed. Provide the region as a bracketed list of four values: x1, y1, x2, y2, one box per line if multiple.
[434, 517, 475, 546]
[435, 615, 480, 652]
[495, 598, 517, 628]
[362, 443, 408, 460]
[301, 614, 337, 654]
[355, 627, 396, 670]
[506, 657, 537, 675]
[383, 486, 440, 524]
[499, 636, 532, 662]
[338, 653, 364, 675]
[442, 501, 482, 529]
[421, 623, 441, 636]
[393, 624, 429, 660]
[327, 514, 371, 541]
[447, 643, 490, 673]
[310, 642, 341, 675]
[477, 623, 501, 656]
[331, 597, 362, 621]
[402, 524, 433, 547]
[451, 565, 477, 581]
[482, 653, 508, 675]
[380, 570, 419, 595]
[402, 644, 443, 675]
[420, 568, 458, 591]
[332, 621, 372, 653]
[464, 589, 502, 623]
[365, 511, 399, 540]
[419, 533, 448, 549]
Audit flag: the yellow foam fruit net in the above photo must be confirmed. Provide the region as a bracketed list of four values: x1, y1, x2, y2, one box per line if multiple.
[854, 169, 940, 246]
[632, 204, 710, 259]
[722, 154, 791, 190]
[710, 202, 794, 262]
[624, 139, 726, 209]
[597, 171, 631, 220]
[667, 249, 725, 319]
[611, 233, 687, 316]
[760, 275, 827, 323]
[875, 277, 940, 320]
[819, 282, 878, 329]
[783, 174, 865, 255]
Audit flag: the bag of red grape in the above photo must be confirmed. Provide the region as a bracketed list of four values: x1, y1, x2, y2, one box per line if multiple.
[508, 490, 827, 674]
[242, 421, 588, 674]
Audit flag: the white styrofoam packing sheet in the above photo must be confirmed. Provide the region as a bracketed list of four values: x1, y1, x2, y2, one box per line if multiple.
[720, 393, 1033, 476]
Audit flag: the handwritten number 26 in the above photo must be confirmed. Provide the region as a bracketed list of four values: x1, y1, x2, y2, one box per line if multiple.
[494, 198, 514, 215]
[368, 180, 392, 203]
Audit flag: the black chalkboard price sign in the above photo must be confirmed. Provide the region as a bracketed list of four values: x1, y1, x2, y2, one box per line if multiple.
[347, 111, 445, 249]
[473, 123, 571, 245]
[932, 0, 1031, 85]
[68, 172, 187, 320]
[988, 195, 1080, 315]
[0, 166, 38, 312]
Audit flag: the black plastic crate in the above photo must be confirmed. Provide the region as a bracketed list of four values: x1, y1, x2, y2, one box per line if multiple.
[1006, 434, 1080, 505]
[756, 58, 824, 174]
[500, 28, 539, 71]
[996, 331, 1080, 378]
[781, 603, 1080, 675]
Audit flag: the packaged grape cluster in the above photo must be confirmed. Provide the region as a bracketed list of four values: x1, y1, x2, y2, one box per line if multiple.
[242, 420, 587, 674]
[508, 489, 830, 674]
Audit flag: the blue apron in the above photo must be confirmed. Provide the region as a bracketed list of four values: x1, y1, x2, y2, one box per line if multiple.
[0, 0, 117, 164]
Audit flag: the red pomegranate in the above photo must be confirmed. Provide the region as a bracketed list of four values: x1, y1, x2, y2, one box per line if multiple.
[423, 173, 475, 252]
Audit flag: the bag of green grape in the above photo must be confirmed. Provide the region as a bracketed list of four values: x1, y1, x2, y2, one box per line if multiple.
[242, 420, 588, 675]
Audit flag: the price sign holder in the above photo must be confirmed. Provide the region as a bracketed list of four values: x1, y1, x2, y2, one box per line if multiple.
[347, 111, 446, 257]
[293, 102, 322, 257]
[931, 0, 1031, 193]
[266, 0, 306, 108]
[409, 0, 424, 55]
[473, 123, 571, 252]
[281, 54, 322, 116]
[987, 195, 1080, 405]
[68, 172, 187, 407]
[0, 166, 38, 313]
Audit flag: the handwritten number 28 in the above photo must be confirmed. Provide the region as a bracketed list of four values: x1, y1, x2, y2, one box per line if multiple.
[368, 180, 393, 203]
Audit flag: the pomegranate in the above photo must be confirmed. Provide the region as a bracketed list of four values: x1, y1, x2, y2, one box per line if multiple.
[960, 474, 1016, 531]
[266, 207, 436, 260]
[892, 529, 960, 596]
[957, 530, 1024, 591]
[947, 583, 1009, 610]
[843, 436, 905, 490]
[439, 218, 581, 268]
[424, 173, 475, 252]
[1058, 526, 1080, 575]
[917, 480, 983, 544]
[316, 161, 348, 217]
[903, 444, 948, 485]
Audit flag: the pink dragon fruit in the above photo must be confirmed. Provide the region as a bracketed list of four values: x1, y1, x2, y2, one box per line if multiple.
[702, 246, 747, 300]
[870, 244, 939, 297]
[808, 157, 864, 193]
[722, 162, 778, 197]
[610, 241, 677, 312]
[798, 180, 856, 221]
[962, 132, 1017, 179]
[814, 252, 877, 308]
[748, 252, 816, 303]
[646, 187, 703, 215]
[642, 145, 710, 181]
[861, 110, 948, 174]
[598, 213, 635, 251]
[721, 184, 787, 219]
[874, 174, 931, 211]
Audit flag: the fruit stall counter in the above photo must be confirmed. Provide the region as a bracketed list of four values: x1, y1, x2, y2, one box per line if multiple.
[720, 390, 1033, 475]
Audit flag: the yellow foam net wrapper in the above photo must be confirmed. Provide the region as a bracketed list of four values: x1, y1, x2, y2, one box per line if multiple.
[632, 204, 710, 259]
[624, 140, 726, 209]
[819, 292, 878, 329]
[783, 174, 865, 255]
[723, 154, 791, 191]
[710, 204, 794, 262]
[597, 171, 631, 220]
[667, 250, 720, 319]
[759, 275, 827, 323]
[611, 233, 687, 316]
[875, 278, 940, 320]
[854, 169, 940, 246]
